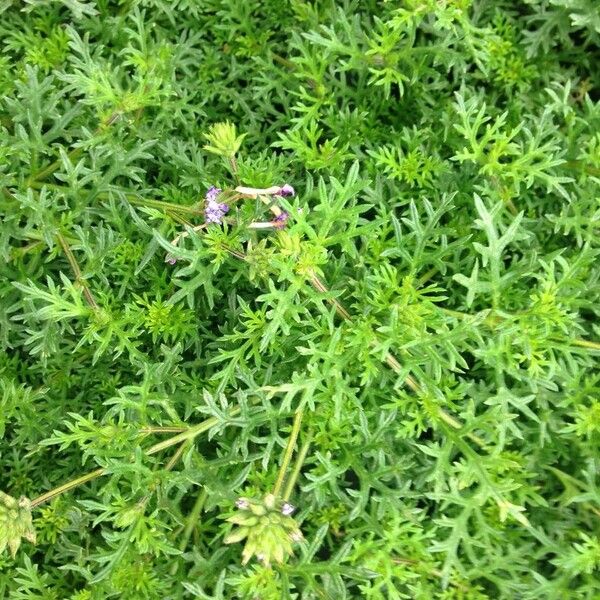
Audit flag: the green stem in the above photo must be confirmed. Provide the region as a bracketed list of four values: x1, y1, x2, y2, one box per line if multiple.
[271, 52, 296, 71]
[564, 160, 600, 177]
[30, 409, 241, 508]
[440, 307, 600, 352]
[27, 112, 120, 185]
[180, 488, 208, 550]
[137, 440, 189, 509]
[504, 198, 519, 216]
[10, 240, 45, 260]
[392, 557, 471, 592]
[56, 232, 100, 311]
[27, 182, 203, 215]
[382, 351, 420, 393]
[270, 52, 321, 90]
[283, 432, 312, 501]
[308, 271, 485, 447]
[273, 410, 304, 498]
[139, 426, 188, 434]
[31, 468, 106, 508]
[572, 338, 600, 351]
[29, 148, 84, 186]
[416, 266, 438, 287]
[125, 195, 203, 215]
[163, 440, 189, 471]
[169, 488, 209, 576]
[308, 272, 352, 321]
[229, 155, 240, 185]
[145, 408, 241, 457]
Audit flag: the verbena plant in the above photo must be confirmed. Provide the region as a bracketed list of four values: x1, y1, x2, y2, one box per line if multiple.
[1, 1, 599, 598]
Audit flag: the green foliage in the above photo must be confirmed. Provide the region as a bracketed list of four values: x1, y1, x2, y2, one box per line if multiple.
[1, 1, 599, 598]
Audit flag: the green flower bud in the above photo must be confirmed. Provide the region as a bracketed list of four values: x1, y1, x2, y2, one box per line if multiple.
[0, 492, 36, 557]
[114, 502, 145, 528]
[227, 513, 259, 527]
[203, 121, 247, 159]
[224, 526, 250, 544]
[224, 494, 304, 567]
[249, 503, 268, 516]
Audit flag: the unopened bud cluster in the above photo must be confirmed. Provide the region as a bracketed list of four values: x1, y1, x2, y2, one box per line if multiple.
[0, 492, 36, 557]
[224, 493, 303, 566]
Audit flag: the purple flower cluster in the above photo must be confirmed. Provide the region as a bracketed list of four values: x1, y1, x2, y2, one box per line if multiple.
[273, 211, 289, 229]
[277, 184, 295, 197]
[204, 186, 229, 224]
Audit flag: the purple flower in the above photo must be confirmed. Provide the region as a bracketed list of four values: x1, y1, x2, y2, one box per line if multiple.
[205, 201, 229, 224]
[235, 498, 249, 510]
[165, 255, 177, 265]
[205, 186, 222, 202]
[277, 184, 295, 197]
[273, 211, 289, 229]
[281, 502, 295, 516]
[204, 186, 229, 224]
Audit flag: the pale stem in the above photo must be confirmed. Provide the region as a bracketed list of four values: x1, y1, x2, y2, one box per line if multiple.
[272, 409, 305, 498]
[283, 432, 313, 501]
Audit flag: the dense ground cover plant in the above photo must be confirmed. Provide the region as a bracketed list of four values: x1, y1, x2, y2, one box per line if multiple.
[1, 0, 599, 597]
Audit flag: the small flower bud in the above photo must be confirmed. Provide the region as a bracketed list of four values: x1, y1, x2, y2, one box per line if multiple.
[281, 502, 295, 516]
[263, 494, 277, 510]
[277, 184, 295, 197]
[290, 531, 303, 543]
[235, 498, 250, 510]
